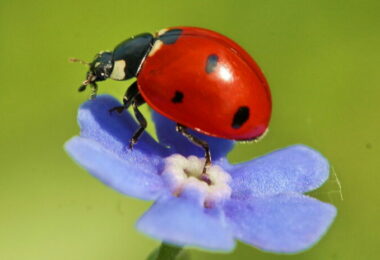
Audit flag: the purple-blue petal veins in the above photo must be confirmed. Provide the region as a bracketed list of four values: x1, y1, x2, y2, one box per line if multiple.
[65, 95, 336, 253]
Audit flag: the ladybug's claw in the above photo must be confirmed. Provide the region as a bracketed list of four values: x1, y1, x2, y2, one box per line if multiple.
[128, 138, 137, 150]
[109, 106, 125, 114]
[202, 157, 212, 174]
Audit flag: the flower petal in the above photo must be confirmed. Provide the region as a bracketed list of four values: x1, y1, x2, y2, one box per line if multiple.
[152, 111, 234, 160]
[136, 195, 235, 251]
[78, 95, 168, 157]
[65, 136, 165, 200]
[229, 145, 330, 198]
[224, 193, 336, 253]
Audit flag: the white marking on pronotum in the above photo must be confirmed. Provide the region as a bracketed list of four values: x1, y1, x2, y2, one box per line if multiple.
[148, 40, 163, 57]
[157, 28, 168, 36]
[110, 60, 126, 80]
[148, 28, 168, 57]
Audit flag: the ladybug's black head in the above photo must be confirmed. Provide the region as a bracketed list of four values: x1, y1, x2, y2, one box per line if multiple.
[74, 51, 114, 96]
[88, 51, 113, 81]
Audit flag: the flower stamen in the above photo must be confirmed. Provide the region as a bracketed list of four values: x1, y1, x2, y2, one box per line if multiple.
[162, 154, 232, 206]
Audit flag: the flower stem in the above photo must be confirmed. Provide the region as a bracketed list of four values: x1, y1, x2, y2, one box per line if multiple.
[147, 243, 184, 260]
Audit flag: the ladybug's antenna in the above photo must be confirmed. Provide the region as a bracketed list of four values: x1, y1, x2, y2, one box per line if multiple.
[70, 57, 97, 98]
[69, 58, 94, 92]
[69, 57, 89, 66]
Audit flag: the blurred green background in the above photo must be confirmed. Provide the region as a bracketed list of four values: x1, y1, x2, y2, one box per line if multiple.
[1, 0, 379, 259]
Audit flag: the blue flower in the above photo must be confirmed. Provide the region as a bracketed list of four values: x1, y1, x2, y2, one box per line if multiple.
[65, 95, 336, 253]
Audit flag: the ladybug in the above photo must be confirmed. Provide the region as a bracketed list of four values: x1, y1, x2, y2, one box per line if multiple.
[73, 27, 271, 173]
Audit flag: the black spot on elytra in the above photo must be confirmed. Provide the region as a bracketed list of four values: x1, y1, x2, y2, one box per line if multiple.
[171, 91, 184, 103]
[158, 29, 183, 44]
[232, 106, 250, 129]
[206, 54, 219, 73]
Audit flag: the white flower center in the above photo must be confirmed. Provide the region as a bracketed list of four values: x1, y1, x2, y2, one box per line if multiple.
[162, 154, 232, 207]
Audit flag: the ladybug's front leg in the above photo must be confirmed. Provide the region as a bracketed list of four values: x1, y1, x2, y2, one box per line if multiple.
[129, 99, 147, 149]
[108, 81, 147, 149]
[109, 81, 140, 114]
[90, 82, 98, 100]
[176, 124, 212, 175]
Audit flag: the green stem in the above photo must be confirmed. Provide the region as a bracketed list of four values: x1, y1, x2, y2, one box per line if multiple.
[147, 243, 184, 260]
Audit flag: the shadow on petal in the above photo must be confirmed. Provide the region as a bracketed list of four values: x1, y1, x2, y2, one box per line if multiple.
[152, 110, 235, 160]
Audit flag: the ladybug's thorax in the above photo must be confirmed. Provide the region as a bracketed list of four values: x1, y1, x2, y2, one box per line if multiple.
[110, 33, 155, 81]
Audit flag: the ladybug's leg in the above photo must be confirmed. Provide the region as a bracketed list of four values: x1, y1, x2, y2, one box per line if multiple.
[109, 81, 139, 114]
[129, 99, 147, 149]
[108, 81, 147, 149]
[90, 82, 98, 100]
[176, 124, 211, 175]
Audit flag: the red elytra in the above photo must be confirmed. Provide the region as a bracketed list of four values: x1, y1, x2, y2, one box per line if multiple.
[137, 27, 271, 140]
